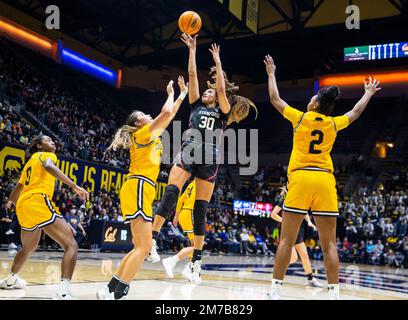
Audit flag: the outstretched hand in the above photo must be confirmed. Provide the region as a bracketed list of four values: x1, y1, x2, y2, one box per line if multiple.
[364, 76, 381, 96]
[167, 80, 175, 96]
[177, 76, 188, 94]
[74, 186, 89, 202]
[181, 33, 197, 50]
[209, 43, 221, 65]
[264, 55, 276, 76]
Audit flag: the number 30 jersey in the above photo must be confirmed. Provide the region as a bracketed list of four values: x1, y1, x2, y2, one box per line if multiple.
[283, 106, 349, 174]
[187, 99, 228, 145]
[17, 152, 58, 203]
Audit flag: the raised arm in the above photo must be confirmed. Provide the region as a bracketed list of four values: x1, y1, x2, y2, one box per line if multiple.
[209, 44, 231, 114]
[150, 78, 188, 136]
[181, 33, 200, 104]
[344, 77, 381, 125]
[42, 158, 89, 201]
[264, 55, 289, 115]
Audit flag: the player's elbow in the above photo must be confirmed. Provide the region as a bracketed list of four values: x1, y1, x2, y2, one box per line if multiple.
[270, 96, 281, 106]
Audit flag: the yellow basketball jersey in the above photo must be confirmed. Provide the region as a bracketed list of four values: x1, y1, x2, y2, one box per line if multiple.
[176, 181, 196, 212]
[17, 152, 58, 203]
[128, 124, 163, 183]
[283, 106, 349, 174]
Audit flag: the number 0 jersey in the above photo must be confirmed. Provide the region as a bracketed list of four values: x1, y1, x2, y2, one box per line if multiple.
[17, 152, 58, 203]
[284, 106, 349, 174]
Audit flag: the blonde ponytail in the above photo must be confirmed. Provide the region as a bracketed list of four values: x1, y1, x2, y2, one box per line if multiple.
[106, 110, 141, 152]
[106, 125, 137, 151]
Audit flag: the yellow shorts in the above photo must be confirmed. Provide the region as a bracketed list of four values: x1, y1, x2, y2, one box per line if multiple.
[16, 193, 63, 231]
[120, 175, 156, 223]
[179, 209, 194, 241]
[283, 169, 339, 217]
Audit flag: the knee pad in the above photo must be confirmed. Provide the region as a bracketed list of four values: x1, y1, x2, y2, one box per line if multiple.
[155, 185, 180, 219]
[193, 200, 209, 236]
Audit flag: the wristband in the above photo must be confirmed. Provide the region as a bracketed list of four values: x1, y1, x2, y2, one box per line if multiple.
[179, 90, 188, 100]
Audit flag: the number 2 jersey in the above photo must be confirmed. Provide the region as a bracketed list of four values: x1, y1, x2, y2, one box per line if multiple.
[283, 106, 349, 174]
[17, 152, 58, 204]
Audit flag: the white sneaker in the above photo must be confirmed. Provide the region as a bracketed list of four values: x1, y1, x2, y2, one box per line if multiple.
[146, 239, 160, 263]
[181, 262, 193, 282]
[267, 280, 283, 300]
[0, 275, 27, 289]
[96, 286, 129, 300]
[191, 260, 202, 285]
[162, 257, 177, 278]
[306, 277, 323, 288]
[328, 285, 340, 300]
[8, 243, 18, 250]
[96, 287, 114, 300]
[55, 292, 74, 300]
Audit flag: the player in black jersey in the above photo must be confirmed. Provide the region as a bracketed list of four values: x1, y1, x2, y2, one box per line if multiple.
[270, 187, 323, 287]
[148, 34, 256, 284]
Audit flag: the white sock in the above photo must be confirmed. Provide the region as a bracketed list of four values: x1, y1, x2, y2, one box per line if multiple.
[272, 279, 283, 285]
[328, 284, 339, 292]
[172, 255, 180, 263]
[59, 278, 72, 295]
[271, 279, 284, 289]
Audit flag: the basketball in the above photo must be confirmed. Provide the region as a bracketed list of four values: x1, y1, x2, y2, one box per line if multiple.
[178, 11, 202, 35]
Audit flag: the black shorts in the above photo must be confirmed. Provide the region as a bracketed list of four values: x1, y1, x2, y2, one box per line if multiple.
[175, 140, 219, 183]
[295, 222, 306, 245]
[279, 221, 306, 245]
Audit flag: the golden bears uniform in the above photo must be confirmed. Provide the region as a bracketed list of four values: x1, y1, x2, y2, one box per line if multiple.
[120, 124, 163, 223]
[282, 106, 349, 217]
[16, 152, 62, 231]
[176, 181, 196, 241]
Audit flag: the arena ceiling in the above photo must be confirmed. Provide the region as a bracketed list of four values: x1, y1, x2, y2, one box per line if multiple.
[3, 0, 408, 81]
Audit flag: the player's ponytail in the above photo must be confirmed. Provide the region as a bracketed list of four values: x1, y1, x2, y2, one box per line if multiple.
[28, 135, 45, 156]
[106, 111, 140, 151]
[207, 67, 257, 125]
[316, 86, 340, 116]
[278, 185, 288, 199]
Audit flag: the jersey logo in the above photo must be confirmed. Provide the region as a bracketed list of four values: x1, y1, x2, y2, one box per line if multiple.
[314, 117, 324, 122]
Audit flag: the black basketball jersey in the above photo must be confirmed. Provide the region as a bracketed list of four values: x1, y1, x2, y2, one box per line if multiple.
[187, 99, 228, 146]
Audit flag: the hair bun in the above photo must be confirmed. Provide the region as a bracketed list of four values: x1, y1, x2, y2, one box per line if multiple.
[326, 86, 340, 100]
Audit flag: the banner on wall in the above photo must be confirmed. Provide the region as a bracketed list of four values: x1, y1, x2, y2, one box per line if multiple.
[0, 142, 167, 199]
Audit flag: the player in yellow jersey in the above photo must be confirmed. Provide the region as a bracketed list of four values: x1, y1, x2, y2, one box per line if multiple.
[161, 180, 196, 281]
[96, 77, 189, 300]
[264, 55, 381, 300]
[0, 135, 89, 299]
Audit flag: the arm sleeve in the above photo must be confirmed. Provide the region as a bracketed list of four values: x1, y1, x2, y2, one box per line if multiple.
[283, 106, 304, 127]
[333, 116, 350, 132]
[132, 124, 152, 146]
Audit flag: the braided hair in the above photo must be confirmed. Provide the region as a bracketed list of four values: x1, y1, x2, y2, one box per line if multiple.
[207, 67, 257, 125]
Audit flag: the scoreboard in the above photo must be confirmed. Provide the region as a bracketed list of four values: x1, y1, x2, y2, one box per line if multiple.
[344, 42, 408, 62]
[233, 200, 273, 218]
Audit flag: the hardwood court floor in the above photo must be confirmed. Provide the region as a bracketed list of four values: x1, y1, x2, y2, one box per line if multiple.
[0, 251, 407, 300]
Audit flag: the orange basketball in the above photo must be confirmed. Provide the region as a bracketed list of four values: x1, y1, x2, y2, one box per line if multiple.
[178, 11, 202, 35]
